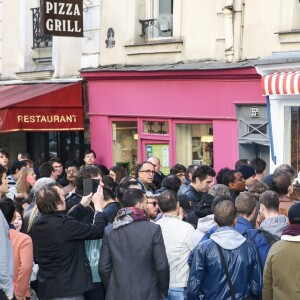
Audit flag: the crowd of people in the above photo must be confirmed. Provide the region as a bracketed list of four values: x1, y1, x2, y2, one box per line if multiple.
[0, 148, 300, 300]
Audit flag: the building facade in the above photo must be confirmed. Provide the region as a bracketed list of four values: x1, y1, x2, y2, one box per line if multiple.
[81, 0, 273, 173]
[3, 0, 300, 173]
[81, 65, 266, 174]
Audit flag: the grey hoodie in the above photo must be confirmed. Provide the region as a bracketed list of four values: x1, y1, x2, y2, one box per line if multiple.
[193, 214, 216, 245]
[0, 210, 14, 299]
[260, 215, 288, 238]
[210, 226, 246, 250]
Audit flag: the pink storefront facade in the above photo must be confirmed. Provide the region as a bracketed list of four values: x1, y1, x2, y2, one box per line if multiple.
[81, 66, 266, 174]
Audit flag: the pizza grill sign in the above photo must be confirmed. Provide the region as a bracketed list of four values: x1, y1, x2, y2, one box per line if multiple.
[40, 0, 83, 37]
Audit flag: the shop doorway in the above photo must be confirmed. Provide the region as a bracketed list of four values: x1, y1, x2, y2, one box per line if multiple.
[142, 140, 170, 175]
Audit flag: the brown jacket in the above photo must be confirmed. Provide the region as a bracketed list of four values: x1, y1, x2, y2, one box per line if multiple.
[263, 235, 300, 299]
[279, 196, 294, 217]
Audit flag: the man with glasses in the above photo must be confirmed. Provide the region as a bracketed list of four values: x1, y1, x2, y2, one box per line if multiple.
[63, 160, 80, 196]
[99, 188, 169, 300]
[136, 161, 156, 194]
[145, 193, 159, 220]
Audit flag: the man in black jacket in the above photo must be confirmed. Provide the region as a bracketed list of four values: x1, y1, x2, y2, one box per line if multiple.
[179, 165, 216, 214]
[99, 188, 170, 300]
[30, 182, 106, 300]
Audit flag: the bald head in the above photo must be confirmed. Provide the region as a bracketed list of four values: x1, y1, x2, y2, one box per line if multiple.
[147, 156, 161, 172]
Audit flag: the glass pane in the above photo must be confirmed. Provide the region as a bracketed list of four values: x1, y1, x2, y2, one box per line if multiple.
[112, 121, 138, 175]
[145, 143, 170, 174]
[143, 121, 169, 134]
[159, 0, 173, 37]
[291, 107, 299, 173]
[49, 132, 58, 159]
[176, 123, 213, 167]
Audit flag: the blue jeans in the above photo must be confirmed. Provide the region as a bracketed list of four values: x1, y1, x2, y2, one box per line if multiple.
[166, 287, 186, 300]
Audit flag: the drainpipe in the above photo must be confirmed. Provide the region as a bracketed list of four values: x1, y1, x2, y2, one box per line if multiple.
[222, 0, 234, 62]
[266, 96, 276, 165]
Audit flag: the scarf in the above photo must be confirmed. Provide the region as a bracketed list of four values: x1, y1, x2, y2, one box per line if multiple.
[282, 223, 300, 236]
[113, 207, 149, 229]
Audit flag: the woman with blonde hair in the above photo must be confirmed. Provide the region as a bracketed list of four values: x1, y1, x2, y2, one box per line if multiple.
[7, 167, 36, 201]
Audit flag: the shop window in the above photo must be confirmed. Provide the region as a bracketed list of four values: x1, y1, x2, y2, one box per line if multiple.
[140, 0, 173, 40]
[291, 107, 300, 173]
[143, 121, 169, 134]
[112, 121, 138, 175]
[176, 124, 213, 167]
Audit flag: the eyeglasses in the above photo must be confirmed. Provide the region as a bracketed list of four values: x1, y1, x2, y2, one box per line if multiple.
[139, 170, 155, 175]
[146, 201, 157, 207]
[67, 169, 78, 174]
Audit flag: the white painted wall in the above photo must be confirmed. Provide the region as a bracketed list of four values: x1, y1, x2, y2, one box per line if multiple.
[2, 0, 300, 77]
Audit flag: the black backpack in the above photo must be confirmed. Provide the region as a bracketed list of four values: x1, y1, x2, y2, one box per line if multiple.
[257, 228, 280, 247]
[242, 227, 280, 248]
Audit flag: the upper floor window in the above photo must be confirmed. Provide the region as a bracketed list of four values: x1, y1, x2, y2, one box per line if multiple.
[140, 0, 173, 40]
[143, 121, 169, 134]
[31, 7, 53, 49]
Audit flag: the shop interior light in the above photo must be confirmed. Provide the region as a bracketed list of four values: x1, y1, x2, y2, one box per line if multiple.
[201, 135, 213, 143]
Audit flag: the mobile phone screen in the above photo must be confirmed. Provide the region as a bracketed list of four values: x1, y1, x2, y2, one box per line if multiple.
[83, 179, 100, 196]
[83, 179, 93, 196]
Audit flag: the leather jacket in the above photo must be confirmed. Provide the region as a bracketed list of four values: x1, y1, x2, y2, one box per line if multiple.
[186, 227, 262, 299]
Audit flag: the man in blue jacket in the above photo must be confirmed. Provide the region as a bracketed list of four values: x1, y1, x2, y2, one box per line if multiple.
[198, 192, 269, 269]
[186, 200, 262, 300]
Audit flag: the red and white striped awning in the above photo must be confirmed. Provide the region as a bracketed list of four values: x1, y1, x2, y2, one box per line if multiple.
[262, 72, 300, 95]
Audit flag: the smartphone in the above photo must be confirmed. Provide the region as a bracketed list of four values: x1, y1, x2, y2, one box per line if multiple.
[83, 179, 100, 196]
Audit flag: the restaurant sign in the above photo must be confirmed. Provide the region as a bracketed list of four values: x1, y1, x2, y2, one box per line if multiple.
[40, 0, 83, 37]
[0, 107, 84, 133]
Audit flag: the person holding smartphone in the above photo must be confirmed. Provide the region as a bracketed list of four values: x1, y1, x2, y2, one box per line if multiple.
[30, 182, 106, 300]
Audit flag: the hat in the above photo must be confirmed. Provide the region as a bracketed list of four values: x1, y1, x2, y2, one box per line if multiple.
[288, 202, 300, 224]
[263, 174, 274, 190]
[32, 177, 55, 193]
[237, 165, 256, 180]
[208, 184, 230, 198]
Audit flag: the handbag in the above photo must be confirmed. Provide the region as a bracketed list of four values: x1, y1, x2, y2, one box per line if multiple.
[85, 239, 102, 282]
